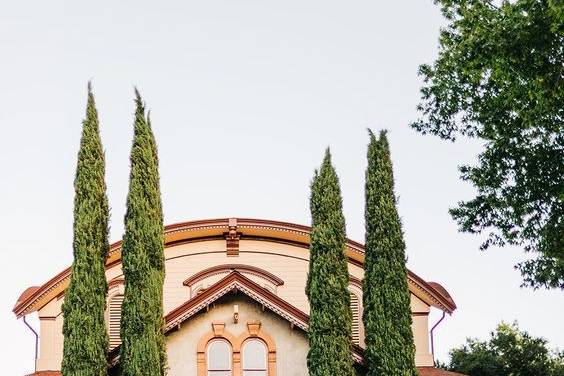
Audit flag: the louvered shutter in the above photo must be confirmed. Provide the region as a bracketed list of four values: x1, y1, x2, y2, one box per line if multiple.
[109, 294, 124, 349]
[350, 293, 360, 345]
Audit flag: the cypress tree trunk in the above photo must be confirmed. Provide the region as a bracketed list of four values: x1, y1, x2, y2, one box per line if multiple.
[306, 149, 354, 376]
[362, 130, 418, 376]
[62, 83, 110, 376]
[119, 90, 167, 376]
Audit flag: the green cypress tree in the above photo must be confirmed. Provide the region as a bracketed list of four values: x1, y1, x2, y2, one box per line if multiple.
[363, 130, 418, 376]
[62, 82, 110, 376]
[119, 89, 167, 376]
[306, 149, 354, 376]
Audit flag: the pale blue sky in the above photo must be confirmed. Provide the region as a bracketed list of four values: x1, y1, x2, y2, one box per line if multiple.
[1, 1, 562, 374]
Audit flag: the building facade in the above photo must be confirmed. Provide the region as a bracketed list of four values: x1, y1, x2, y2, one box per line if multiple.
[14, 218, 462, 376]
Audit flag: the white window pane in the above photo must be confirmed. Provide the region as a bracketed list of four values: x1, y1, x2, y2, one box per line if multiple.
[243, 340, 267, 369]
[209, 371, 231, 376]
[243, 371, 267, 376]
[208, 340, 231, 371]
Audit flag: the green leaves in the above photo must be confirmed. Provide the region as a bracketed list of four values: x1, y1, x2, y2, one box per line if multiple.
[62, 83, 110, 376]
[444, 322, 564, 376]
[306, 149, 354, 376]
[363, 130, 418, 376]
[413, 0, 564, 289]
[119, 90, 167, 376]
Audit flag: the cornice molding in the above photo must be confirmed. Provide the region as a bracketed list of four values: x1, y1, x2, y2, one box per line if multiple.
[13, 217, 456, 317]
[183, 264, 285, 287]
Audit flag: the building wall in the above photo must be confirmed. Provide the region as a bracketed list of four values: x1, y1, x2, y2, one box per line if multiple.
[34, 238, 434, 371]
[36, 295, 64, 371]
[167, 294, 309, 376]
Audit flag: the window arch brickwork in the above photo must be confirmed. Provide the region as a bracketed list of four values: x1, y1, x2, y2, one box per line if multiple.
[197, 321, 276, 376]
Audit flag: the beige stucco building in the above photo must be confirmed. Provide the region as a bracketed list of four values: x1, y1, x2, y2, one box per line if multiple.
[14, 218, 463, 376]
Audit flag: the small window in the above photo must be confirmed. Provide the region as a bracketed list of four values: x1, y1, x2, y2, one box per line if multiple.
[242, 339, 267, 376]
[108, 294, 124, 349]
[207, 339, 232, 376]
[350, 292, 360, 345]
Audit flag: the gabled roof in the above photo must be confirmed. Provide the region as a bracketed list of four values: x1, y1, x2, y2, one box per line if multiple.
[108, 271, 364, 364]
[107, 271, 464, 375]
[165, 271, 308, 333]
[13, 218, 457, 318]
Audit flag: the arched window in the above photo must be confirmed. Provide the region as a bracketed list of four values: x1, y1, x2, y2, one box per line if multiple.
[350, 292, 360, 345]
[207, 339, 232, 375]
[108, 294, 124, 349]
[242, 339, 267, 376]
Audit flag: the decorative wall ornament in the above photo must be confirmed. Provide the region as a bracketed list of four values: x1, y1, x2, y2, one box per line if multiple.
[225, 218, 241, 256]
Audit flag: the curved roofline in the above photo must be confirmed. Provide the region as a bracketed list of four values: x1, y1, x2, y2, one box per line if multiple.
[13, 217, 456, 317]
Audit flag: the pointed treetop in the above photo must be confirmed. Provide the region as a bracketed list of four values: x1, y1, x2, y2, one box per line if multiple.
[310, 146, 345, 228]
[367, 128, 389, 144]
[318, 147, 335, 177]
[133, 87, 145, 114]
[85, 81, 96, 112]
[367, 129, 377, 156]
[134, 86, 142, 101]
[367, 129, 392, 176]
[378, 129, 389, 148]
[311, 147, 332, 188]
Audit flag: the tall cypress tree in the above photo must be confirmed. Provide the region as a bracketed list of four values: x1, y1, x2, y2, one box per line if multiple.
[363, 130, 418, 375]
[119, 89, 167, 376]
[306, 149, 354, 376]
[62, 82, 110, 376]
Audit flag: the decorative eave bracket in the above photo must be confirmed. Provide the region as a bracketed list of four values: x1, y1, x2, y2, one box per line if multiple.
[225, 218, 241, 256]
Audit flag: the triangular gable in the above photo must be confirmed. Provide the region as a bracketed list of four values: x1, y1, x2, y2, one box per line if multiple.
[110, 271, 364, 365]
[165, 271, 308, 332]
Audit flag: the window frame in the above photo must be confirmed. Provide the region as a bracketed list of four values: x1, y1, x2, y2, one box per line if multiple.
[206, 338, 233, 375]
[241, 338, 268, 375]
[197, 322, 276, 376]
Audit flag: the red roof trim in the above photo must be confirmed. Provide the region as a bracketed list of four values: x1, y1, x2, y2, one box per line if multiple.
[167, 271, 308, 332]
[183, 264, 285, 287]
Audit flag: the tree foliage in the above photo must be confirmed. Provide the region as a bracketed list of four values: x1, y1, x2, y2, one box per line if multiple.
[441, 322, 564, 376]
[119, 90, 167, 376]
[62, 83, 110, 376]
[306, 149, 355, 376]
[412, 0, 564, 288]
[362, 130, 418, 376]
